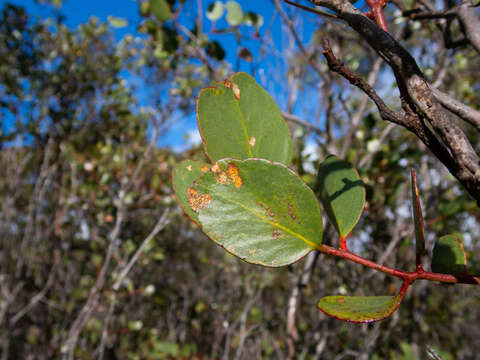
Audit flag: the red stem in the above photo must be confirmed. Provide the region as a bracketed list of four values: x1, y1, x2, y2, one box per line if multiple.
[319, 244, 480, 285]
[365, 0, 389, 33]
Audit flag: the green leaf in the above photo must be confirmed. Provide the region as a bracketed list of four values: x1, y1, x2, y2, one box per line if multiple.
[108, 16, 128, 28]
[431, 235, 467, 274]
[206, 1, 224, 21]
[172, 160, 209, 225]
[243, 11, 264, 28]
[205, 40, 226, 60]
[410, 169, 426, 264]
[197, 72, 293, 164]
[317, 155, 365, 240]
[191, 159, 322, 267]
[317, 292, 405, 323]
[225, 1, 243, 26]
[150, 0, 172, 22]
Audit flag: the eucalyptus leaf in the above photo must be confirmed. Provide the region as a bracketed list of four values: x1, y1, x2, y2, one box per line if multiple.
[411, 169, 426, 264]
[431, 235, 467, 274]
[317, 292, 405, 323]
[206, 1, 223, 21]
[225, 1, 243, 26]
[317, 155, 365, 240]
[197, 72, 293, 164]
[191, 159, 323, 267]
[108, 16, 128, 28]
[150, 0, 172, 22]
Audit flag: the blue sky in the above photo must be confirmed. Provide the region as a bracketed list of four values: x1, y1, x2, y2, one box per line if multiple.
[3, 0, 322, 150]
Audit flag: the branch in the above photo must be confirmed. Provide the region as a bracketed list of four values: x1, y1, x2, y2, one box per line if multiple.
[456, 1, 480, 54]
[10, 250, 60, 325]
[432, 88, 480, 132]
[112, 210, 170, 291]
[402, 8, 457, 20]
[309, 0, 480, 204]
[321, 40, 406, 127]
[282, 112, 325, 136]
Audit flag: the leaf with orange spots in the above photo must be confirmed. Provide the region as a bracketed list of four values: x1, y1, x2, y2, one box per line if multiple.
[317, 155, 365, 241]
[197, 72, 293, 164]
[191, 158, 323, 267]
[172, 160, 209, 225]
[317, 290, 406, 323]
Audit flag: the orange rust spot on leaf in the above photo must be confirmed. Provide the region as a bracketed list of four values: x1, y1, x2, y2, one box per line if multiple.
[248, 136, 256, 147]
[227, 163, 243, 188]
[249, 249, 256, 255]
[187, 187, 212, 212]
[201, 165, 210, 172]
[224, 79, 232, 88]
[212, 162, 229, 184]
[336, 298, 345, 304]
[211, 162, 243, 188]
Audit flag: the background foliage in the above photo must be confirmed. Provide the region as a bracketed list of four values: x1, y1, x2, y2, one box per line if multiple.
[1, 0, 479, 359]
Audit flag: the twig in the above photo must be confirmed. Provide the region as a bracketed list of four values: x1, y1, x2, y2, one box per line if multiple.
[283, 0, 337, 19]
[321, 39, 406, 127]
[432, 87, 480, 132]
[282, 112, 325, 136]
[10, 250, 60, 325]
[112, 210, 170, 291]
[273, 0, 324, 75]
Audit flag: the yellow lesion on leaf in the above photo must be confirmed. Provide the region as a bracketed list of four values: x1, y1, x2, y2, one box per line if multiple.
[186, 165, 192, 171]
[248, 136, 256, 147]
[187, 187, 212, 212]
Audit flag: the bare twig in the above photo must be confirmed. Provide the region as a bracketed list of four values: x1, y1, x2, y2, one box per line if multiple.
[432, 88, 480, 132]
[10, 250, 60, 325]
[112, 209, 170, 291]
[282, 112, 325, 136]
[322, 40, 406, 127]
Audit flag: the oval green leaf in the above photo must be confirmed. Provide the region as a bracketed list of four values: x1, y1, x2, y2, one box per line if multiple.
[410, 169, 426, 264]
[191, 159, 322, 267]
[150, 0, 172, 22]
[206, 1, 224, 21]
[317, 155, 365, 239]
[108, 16, 128, 28]
[225, 1, 243, 26]
[317, 292, 405, 323]
[197, 72, 293, 165]
[172, 160, 209, 225]
[431, 234, 467, 274]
